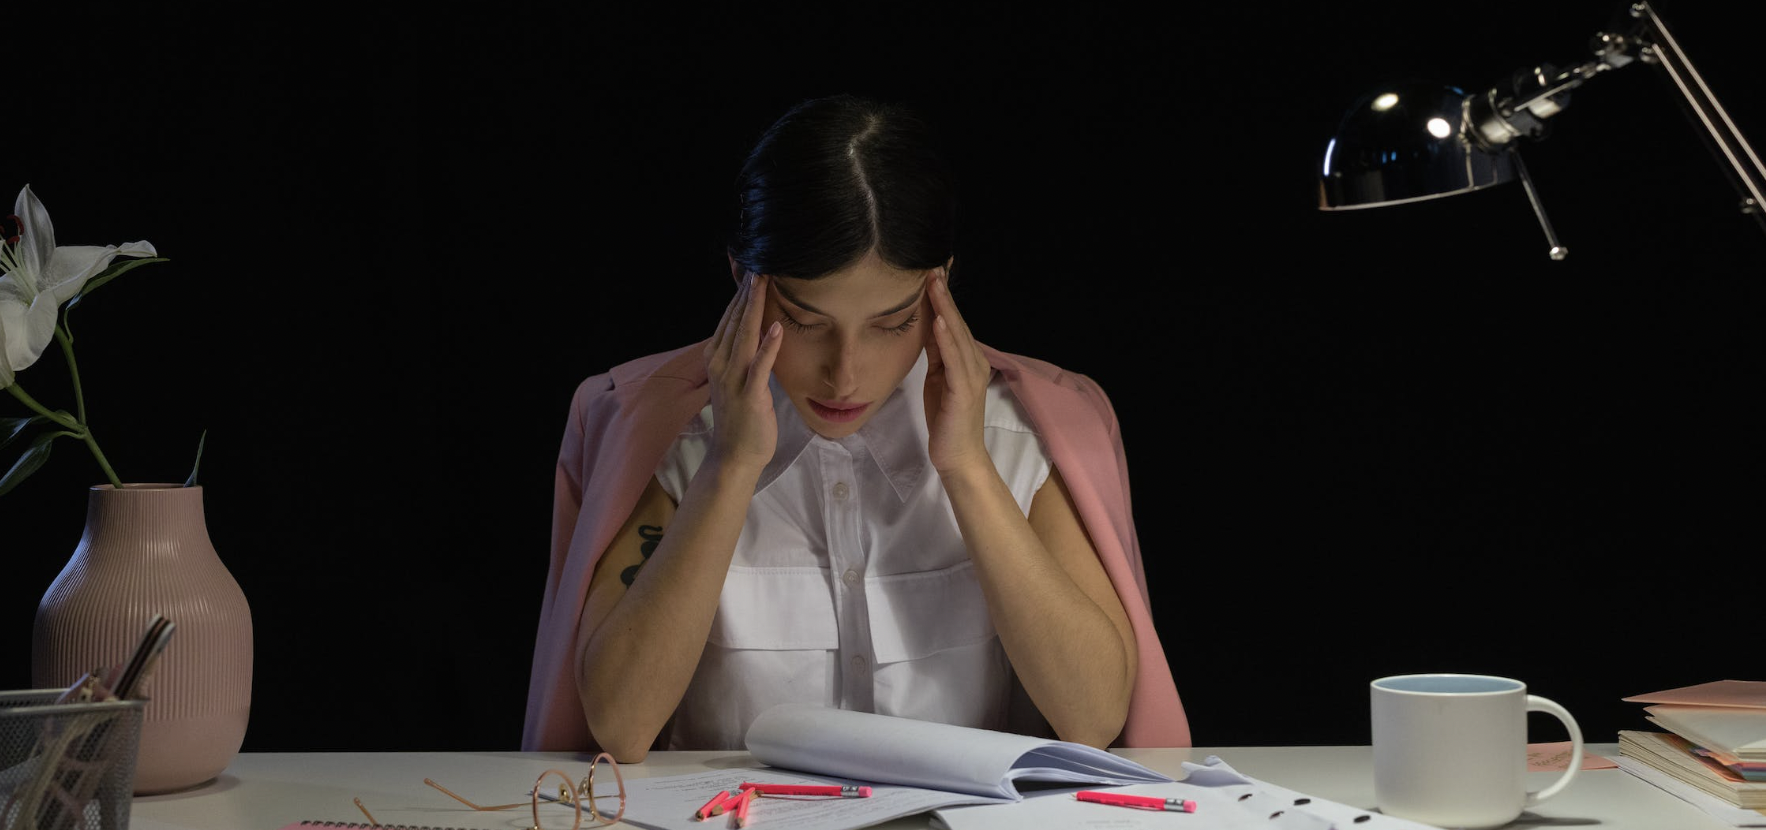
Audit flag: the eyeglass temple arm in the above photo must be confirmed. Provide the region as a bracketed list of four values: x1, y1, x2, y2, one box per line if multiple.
[423, 778, 529, 811]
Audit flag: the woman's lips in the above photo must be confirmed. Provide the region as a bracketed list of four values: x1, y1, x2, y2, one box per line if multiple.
[809, 399, 870, 423]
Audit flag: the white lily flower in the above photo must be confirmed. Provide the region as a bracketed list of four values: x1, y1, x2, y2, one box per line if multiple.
[0, 184, 156, 387]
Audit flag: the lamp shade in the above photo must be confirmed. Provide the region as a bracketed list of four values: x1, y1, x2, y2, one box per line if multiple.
[1319, 81, 1516, 210]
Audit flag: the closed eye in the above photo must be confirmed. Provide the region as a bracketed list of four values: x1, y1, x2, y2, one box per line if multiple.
[883, 312, 920, 336]
[776, 304, 918, 336]
[778, 308, 821, 332]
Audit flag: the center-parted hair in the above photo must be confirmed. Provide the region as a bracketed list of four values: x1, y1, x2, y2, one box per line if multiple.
[728, 94, 956, 281]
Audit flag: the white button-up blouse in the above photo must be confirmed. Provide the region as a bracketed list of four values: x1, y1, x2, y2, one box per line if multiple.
[653, 350, 1052, 750]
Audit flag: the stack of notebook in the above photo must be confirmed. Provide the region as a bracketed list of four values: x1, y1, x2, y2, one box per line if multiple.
[1617, 679, 1766, 810]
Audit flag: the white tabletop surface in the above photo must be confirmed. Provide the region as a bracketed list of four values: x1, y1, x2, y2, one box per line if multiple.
[126, 743, 1741, 830]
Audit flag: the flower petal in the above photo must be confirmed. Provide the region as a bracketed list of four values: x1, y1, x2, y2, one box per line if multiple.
[12, 184, 56, 279]
[0, 275, 29, 309]
[44, 244, 155, 304]
[0, 313, 13, 387]
[5, 293, 62, 372]
[0, 294, 45, 375]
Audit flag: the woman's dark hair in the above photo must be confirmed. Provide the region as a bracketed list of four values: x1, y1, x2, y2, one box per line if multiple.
[728, 94, 955, 280]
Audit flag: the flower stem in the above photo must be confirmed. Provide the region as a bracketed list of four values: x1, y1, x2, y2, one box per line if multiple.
[4, 382, 123, 489]
[81, 429, 124, 489]
[54, 325, 88, 425]
[52, 323, 123, 487]
[5, 383, 79, 430]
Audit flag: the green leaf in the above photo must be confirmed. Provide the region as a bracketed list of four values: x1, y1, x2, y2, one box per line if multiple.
[1, 416, 47, 451]
[184, 429, 208, 487]
[0, 431, 60, 497]
[66, 256, 170, 313]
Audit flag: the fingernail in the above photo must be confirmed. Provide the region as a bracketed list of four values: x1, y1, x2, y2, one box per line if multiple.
[768, 321, 782, 338]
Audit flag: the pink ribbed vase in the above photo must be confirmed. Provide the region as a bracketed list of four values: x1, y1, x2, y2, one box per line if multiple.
[32, 483, 253, 795]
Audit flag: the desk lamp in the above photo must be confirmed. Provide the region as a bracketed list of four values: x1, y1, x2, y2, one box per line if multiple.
[1316, 1, 1766, 259]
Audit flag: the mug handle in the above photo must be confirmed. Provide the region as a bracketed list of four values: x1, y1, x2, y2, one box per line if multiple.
[1524, 695, 1585, 807]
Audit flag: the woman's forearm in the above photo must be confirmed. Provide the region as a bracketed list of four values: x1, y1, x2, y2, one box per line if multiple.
[577, 458, 760, 761]
[939, 462, 1135, 748]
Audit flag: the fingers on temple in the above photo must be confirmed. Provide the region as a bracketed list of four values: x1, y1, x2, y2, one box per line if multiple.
[710, 273, 754, 367]
[930, 277, 983, 378]
[714, 273, 746, 342]
[708, 277, 738, 361]
[924, 323, 944, 373]
[936, 274, 975, 343]
[747, 321, 783, 395]
[733, 273, 767, 358]
[933, 314, 971, 389]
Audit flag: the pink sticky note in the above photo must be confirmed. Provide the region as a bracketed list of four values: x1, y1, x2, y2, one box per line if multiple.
[1528, 742, 1618, 772]
[1622, 680, 1766, 709]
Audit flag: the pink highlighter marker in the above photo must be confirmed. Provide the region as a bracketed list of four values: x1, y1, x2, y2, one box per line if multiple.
[1076, 790, 1198, 813]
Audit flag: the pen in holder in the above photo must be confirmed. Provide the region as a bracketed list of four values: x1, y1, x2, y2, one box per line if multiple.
[0, 614, 172, 830]
[0, 690, 145, 830]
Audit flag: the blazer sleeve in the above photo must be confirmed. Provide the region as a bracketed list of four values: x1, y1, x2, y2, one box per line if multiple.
[522, 343, 713, 751]
[522, 374, 613, 751]
[986, 346, 1191, 747]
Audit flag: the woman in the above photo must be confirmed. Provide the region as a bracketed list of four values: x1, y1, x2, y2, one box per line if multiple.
[523, 94, 1188, 760]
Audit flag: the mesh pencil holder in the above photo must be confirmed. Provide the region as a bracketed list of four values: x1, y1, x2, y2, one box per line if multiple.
[0, 689, 144, 830]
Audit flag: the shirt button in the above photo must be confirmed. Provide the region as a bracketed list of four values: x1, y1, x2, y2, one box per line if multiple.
[831, 481, 850, 500]
[842, 568, 861, 586]
[850, 655, 868, 674]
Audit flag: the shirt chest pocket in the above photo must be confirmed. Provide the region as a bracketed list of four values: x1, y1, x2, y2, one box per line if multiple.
[707, 566, 840, 651]
[866, 560, 997, 666]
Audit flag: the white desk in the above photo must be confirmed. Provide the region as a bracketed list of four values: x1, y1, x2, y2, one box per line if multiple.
[129, 743, 1735, 830]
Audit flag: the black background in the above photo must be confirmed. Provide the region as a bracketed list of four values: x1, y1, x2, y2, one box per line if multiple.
[3, 1, 1761, 752]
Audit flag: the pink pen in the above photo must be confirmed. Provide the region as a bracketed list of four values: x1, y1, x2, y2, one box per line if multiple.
[738, 783, 873, 798]
[1076, 790, 1198, 813]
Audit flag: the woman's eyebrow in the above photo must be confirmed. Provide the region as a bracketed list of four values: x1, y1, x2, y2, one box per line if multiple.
[774, 281, 926, 319]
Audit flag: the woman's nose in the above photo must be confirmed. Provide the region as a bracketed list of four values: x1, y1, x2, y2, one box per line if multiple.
[822, 341, 860, 397]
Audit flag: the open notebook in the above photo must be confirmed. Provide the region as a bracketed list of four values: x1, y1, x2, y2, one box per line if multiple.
[743, 703, 1173, 798]
[615, 704, 1174, 830]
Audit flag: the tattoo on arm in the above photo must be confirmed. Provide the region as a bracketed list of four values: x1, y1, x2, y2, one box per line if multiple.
[619, 525, 664, 586]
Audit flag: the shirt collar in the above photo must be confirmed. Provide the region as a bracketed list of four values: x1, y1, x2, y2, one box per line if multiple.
[756, 350, 931, 502]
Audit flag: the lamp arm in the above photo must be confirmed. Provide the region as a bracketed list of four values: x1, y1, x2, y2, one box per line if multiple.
[1630, 1, 1766, 234]
[1468, 47, 1638, 150]
[1471, 2, 1766, 237]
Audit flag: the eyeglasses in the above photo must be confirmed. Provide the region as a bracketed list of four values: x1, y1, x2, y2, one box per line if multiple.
[353, 752, 626, 830]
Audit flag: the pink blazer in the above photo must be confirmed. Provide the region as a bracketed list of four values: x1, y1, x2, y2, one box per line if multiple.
[521, 340, 1190, 750]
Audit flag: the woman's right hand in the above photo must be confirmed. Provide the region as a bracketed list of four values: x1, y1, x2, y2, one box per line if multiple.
[704, 272, 784, 473]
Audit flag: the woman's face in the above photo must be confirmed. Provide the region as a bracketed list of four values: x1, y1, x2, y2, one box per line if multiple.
[758, 250, 940, 439]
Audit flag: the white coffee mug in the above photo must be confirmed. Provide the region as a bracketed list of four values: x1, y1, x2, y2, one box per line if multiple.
[1371, 673, 1583, 829]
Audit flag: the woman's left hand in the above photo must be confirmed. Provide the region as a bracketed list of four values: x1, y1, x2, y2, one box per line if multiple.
[923, 272, 993, 476]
